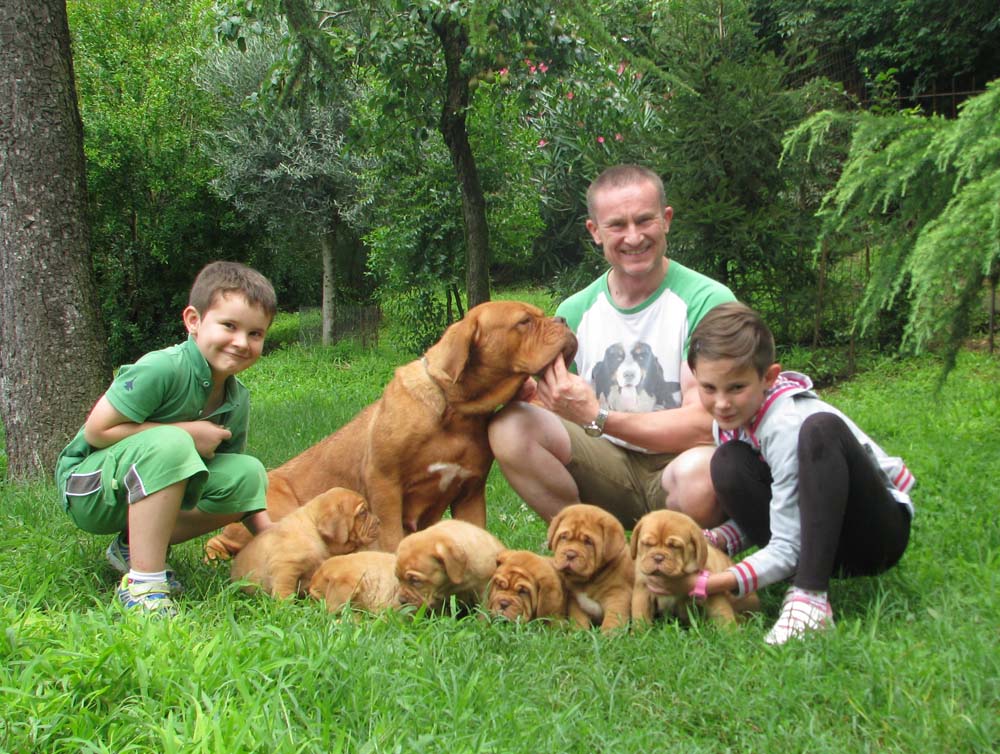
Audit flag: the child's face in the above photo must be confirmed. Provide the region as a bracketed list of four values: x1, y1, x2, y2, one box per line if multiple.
[182, 292, 271, 383]
[693, 358, 780, 431]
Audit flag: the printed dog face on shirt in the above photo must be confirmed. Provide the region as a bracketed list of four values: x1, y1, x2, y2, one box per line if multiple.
[591, 340, 681, 412]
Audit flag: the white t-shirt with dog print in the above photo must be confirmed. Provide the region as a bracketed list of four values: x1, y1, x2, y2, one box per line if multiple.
[556, 259, 734, 450]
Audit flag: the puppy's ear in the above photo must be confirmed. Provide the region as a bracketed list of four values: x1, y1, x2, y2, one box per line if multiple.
[602, 517, 626, 564]
[684, 526, 708, 574]
[534, 564, 565, 619]
[630, 518, 645, 559]
[425, 315, 478, 384]
[318, 503, 350, 545]
[435, 540, 468, 584]
[545, 511, 565, 551]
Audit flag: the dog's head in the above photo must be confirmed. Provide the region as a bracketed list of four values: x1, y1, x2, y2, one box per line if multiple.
[394, 527, 469, 609]
[487, 550, 565, 622]
[305, 487, 381, 554]
[546, 503, 627, 583]
[630, 509, 707, 583]
[423, 301, 577, 413]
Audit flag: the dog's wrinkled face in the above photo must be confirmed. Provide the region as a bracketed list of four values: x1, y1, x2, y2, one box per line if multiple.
[630, 510, 706, 586]
[426, 301, 577, 391]
[547, 503, 626, 583]
[310, 488, 381, 551]
[487, 551, 563, 621]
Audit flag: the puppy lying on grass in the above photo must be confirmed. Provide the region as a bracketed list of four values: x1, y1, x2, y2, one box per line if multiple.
[487, 550, 567, 624]
[308, 551, 399, 614]
[630, 509, 759, 627]
[231, 487, 379, 598]
[395, 519, 505, 611]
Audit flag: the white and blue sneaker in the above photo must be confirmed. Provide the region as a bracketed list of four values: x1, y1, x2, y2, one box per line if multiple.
[116, 575, 177, 617]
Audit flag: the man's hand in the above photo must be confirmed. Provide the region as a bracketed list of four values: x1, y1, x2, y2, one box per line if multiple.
[534, 356, 601, 426]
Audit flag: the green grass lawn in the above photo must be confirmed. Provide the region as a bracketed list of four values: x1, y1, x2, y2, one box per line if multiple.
[1, 329, 998, 753]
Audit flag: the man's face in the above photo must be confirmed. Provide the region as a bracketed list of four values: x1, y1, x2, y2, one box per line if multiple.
[585, 179, 673, 281]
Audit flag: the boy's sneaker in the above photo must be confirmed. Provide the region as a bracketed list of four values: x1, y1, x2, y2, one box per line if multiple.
[106, 533, 184, 594]
[116, 575, 177, 617]
[764, 587, 835, 645]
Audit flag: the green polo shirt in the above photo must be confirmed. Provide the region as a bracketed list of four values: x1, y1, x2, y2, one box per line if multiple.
[55, 337, 252, 501]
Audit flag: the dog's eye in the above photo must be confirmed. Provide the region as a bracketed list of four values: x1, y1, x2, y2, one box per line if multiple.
[407, 576, 422, 586]
[517, 587, 531, 597]
[516, 316, 532, 329]
[582, 535, 593, 546]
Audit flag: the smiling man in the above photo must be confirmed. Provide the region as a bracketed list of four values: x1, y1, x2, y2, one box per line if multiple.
[488, 164, 735, 530]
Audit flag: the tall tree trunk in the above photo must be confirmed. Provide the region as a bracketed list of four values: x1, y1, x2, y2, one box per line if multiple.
[320, 230, 336, 345]
[433, 17, 491, 308]
[0, 0, 110, 478]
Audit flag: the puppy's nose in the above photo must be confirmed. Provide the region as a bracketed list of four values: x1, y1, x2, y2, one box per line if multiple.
[653, 553, 665, 564]
[564, 550, 578, 561]
[498, 598, 511, 610]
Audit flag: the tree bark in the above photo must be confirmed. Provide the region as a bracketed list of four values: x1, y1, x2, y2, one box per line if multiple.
[0, 0, 110, 478]
[320, 230, 336, 345]
[433, 17, 490, 308]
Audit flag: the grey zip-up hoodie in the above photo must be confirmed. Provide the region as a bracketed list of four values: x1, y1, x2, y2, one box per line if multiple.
[715, 372, 915, 597]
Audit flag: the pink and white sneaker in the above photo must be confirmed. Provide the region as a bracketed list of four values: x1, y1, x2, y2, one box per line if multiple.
[765, 587, 834, 645]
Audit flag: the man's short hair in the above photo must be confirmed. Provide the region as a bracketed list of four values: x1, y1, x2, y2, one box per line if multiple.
[586, 164, 666, 218]
[189, 261, 277, 321]
[687, 302, 775, 377]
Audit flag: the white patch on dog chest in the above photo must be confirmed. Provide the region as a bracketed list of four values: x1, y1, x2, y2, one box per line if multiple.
[574, 590, 604, 621]
[427, 462, 474, 492]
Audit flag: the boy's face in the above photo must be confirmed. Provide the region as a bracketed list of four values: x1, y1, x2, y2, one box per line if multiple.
[182, 292, 270, 383]
[693, 358, 780, 431]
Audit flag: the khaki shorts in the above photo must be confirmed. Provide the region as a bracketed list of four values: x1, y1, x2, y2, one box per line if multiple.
[563, 420, 675, 530]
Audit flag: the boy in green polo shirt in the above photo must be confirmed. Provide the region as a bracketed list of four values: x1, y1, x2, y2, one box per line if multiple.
[56, 261, 277, 616]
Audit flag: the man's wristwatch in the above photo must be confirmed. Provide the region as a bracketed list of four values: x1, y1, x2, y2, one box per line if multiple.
[582, 407, 609, 437]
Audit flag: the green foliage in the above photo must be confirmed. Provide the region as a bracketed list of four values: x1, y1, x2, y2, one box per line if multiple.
[783, 79, 1000, 371]
[69, 0, 255, 365]
[2, 348, 999, 752]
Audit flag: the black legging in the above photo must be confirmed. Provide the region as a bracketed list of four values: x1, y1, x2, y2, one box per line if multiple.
[710, 412, 911, 591]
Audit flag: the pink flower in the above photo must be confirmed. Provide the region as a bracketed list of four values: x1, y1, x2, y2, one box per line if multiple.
[617, 61, 628, 76]
[566, 91, 574, 100]
[538, 139, 548, 148]
[596, 136, 605, 144]
[615, 133, 624, 141]
[539, 62, 549, 73]
[499, 68, 508, 76]
[529, 65, 537, 74]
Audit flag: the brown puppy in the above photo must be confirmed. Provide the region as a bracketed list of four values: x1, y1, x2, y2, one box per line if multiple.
[205, 301, 577, 558]
[394, 519, 505, 611]
[308, 551, 400, 614]
[630, 509, 760, 626]
[230, 487, 379, 598]
[487, 550, 567, 623]
[547, 503, 634, 633]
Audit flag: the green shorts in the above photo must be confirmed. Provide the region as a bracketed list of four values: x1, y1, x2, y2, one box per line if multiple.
[60, 425, 267, 535]
[563, 420, 675, 530]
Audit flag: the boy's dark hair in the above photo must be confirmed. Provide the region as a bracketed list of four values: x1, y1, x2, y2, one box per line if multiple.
[687, 302, 775, 377]
[189, 261, 277, 322]
[586, 164, 666, 218]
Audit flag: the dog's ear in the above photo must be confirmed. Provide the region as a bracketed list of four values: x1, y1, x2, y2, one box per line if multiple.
[317, 499, 351, 545]
[425, 315, 478, 384]
[534, 563, 565, 619]
[545, 511, 566, 551]
[684, 526, 708, 574]
[602, 516, 626, 564]
[629, 518, 645, 559]
[435, 540, 468, 585]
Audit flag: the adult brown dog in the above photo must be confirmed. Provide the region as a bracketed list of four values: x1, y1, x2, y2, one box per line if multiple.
[630, 509, 759, 626]
[205, 301, 577, 558]
[487, 550, 567, 623]
[308, 551, 400, 614]
[395, 519, 505, 610]
[547, 503, 634, 633]
[230, 487, 379, 598]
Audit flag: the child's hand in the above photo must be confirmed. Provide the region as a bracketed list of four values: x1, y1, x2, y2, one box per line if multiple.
[183, 421, 233, 459]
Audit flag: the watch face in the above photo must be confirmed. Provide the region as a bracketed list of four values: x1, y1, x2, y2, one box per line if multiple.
[584, 424, 602, 437]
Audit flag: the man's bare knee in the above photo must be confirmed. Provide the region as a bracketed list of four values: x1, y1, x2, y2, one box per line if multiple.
[662, 446, 723, 527]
